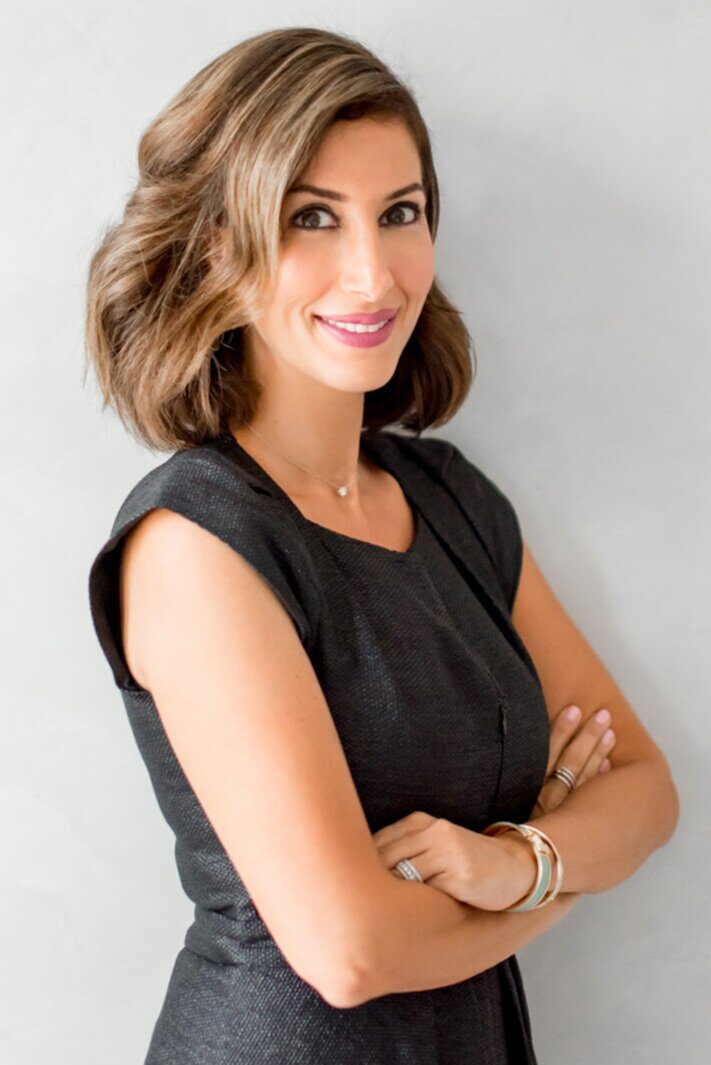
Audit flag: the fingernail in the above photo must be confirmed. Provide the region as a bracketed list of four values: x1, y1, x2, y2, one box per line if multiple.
[565, 705, 581, 721]
[595, 708, 611, 724]
[602, 728, 615, 745]
[600, 758, 611, 772]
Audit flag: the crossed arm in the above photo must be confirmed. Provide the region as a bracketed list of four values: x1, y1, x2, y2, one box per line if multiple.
[354, 541, 679, 1004]
[123, 511, 679, 1010]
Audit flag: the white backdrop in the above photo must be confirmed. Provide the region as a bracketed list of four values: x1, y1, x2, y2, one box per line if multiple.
[3, 3, 708, 1062]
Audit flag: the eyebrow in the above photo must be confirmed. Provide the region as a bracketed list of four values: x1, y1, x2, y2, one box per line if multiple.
[286, 182, 425, 203]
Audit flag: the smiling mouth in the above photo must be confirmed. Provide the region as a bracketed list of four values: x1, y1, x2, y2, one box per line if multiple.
[314, 313, 396, 334]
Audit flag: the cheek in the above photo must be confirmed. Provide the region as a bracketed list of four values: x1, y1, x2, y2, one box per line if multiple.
[277, 244, 333, 300]
[397, 239, 435, 298]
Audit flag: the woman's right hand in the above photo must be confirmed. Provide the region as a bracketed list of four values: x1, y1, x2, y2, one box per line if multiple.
[532, 704, 617, 817]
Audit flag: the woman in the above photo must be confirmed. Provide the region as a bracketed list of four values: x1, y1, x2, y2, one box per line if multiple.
[86, 26, 678, 1064]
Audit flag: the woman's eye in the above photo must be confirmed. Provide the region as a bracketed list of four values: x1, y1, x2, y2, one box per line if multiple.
[291, 206, 336, 230]
[384, 202, 422, 226]
[290, 201, 423, 231]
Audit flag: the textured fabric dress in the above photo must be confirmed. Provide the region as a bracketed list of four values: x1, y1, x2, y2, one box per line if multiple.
[88, 427, 551, 1065]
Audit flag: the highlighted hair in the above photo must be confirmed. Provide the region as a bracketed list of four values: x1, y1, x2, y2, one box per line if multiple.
[84, 26, 474, 452]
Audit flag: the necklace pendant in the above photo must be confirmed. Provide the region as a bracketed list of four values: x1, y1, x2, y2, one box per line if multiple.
[337, 485, 349, 497]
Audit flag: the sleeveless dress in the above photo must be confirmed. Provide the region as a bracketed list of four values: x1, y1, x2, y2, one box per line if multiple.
[88, 427, 551, 1065]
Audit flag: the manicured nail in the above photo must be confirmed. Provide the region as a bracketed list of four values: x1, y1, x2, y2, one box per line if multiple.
[600, 758, 611, 772]
[602, 728, 615, 745]
[595, 708, 611, 724]
[565, 705, 581, 721]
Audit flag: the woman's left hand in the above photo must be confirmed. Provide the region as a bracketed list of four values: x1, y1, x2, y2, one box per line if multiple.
[371, 811, 536, 911]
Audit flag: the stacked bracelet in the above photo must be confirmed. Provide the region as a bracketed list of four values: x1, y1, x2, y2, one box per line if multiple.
[482, 821, 564, 912]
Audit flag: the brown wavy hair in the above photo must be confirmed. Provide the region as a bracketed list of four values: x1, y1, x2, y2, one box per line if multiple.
[83, 26, 475, 453]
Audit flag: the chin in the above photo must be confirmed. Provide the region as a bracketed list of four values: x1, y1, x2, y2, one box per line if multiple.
[316, 359, 400, 395]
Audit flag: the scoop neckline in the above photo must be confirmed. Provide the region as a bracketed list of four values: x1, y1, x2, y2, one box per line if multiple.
[215, 428, 423, 560]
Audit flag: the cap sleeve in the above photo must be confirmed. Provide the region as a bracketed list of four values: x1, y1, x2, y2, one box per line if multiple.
[398, 430, 525, 617]
[423, 437, 523, 613]
[88, 447, 321, 694]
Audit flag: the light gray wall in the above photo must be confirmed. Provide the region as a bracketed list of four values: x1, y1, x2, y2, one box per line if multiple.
[3, 3, 707, 1062]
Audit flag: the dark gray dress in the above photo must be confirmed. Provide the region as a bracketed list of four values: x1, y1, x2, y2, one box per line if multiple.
[88, 428, 550, 1064]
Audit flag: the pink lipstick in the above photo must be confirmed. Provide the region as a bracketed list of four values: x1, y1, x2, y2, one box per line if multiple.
[314, 309, 398, 349]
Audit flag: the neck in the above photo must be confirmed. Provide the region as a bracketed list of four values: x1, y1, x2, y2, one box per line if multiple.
[226, 410, 375, 504]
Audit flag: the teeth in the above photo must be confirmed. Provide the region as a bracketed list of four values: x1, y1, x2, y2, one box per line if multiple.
[322, 317, 390, 333]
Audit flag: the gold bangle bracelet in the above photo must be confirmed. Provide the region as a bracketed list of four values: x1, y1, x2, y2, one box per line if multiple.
[521, 823, 565, 906]
[483, 821, 552, 911]
[483, 820, 564, 911]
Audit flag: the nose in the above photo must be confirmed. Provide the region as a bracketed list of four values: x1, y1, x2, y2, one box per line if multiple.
[337, 222, 395, 302]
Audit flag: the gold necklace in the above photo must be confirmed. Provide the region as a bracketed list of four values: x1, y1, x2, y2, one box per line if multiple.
[245, 423, 359, 497]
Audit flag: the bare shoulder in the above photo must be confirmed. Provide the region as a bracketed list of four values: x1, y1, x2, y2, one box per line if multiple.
[119, 506, 240, 691]
[119, 503, 301, 689]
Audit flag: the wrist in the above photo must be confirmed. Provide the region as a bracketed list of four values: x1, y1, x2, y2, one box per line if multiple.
[499, 831, 539, 907]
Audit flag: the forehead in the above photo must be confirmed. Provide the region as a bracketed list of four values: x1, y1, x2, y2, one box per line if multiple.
[291, 117, 422, 195]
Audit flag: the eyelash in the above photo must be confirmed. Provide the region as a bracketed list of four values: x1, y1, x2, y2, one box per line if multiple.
[289, 200, 424, 231]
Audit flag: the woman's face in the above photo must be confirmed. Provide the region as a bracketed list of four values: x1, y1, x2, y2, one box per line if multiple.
[244, 115, 435, 395]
